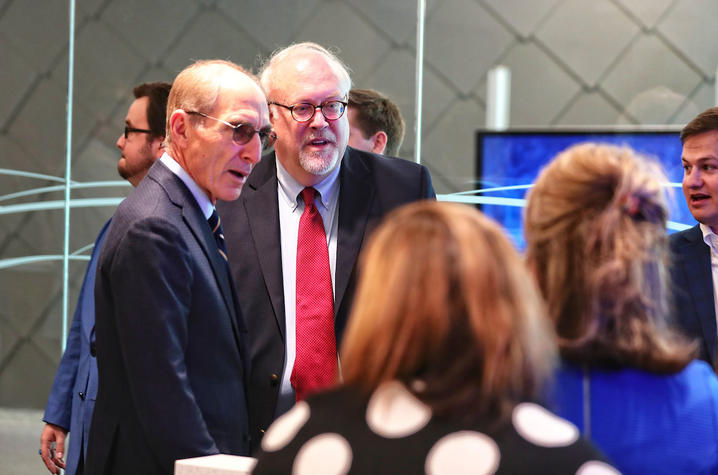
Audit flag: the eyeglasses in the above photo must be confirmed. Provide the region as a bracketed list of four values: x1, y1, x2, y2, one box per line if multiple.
[268, 100, 347, 122]
[124, 126, 154, 139]
[185, 110, 277, 150]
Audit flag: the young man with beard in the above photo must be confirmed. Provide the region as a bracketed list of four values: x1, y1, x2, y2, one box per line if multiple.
[40, 81, 171, 475]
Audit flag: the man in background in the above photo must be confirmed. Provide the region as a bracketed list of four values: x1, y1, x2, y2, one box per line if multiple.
[347, 88, 405, 156]
[218, 42, 434, 448]
[40, 81, 171, 475]
[85, 60, 272, 473]
[670, 106, 718, 369]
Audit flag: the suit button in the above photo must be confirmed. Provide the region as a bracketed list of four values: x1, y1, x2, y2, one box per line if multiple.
[90, 342, 96, 357]
[270, 374, 279, 387]
[78, 392, 85, 401]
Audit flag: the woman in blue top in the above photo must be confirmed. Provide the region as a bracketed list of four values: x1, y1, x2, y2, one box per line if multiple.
[524, 143, 718, 474]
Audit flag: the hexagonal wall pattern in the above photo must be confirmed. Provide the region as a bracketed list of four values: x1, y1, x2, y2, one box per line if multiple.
[2, 0, 718, 409]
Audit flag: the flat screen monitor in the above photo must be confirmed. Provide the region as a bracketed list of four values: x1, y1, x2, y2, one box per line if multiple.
[474, 129, 691, 250]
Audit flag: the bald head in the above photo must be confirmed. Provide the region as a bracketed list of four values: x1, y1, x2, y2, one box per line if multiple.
[259, 42, 351, 102]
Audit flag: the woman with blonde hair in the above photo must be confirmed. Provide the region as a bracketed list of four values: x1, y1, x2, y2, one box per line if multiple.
[525, 143, 718, 474]
[254, 201, 614, 474]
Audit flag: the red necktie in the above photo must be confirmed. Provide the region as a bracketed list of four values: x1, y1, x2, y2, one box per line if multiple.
[291, 187, 337, 401]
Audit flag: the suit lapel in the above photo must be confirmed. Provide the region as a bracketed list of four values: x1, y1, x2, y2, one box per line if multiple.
[183, 204, 237, 321]
[245, 154, 286, 338]
[242, 150, 375, 337]
[680, 226, 718, 362]
[335, 149, 374, 316]
[151, 162, 244, 349]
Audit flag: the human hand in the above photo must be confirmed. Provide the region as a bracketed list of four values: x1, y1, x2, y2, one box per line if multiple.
[39, 423, 67, 474]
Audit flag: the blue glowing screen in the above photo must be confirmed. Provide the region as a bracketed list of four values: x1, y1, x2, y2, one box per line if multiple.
[476, 130, 692, 250]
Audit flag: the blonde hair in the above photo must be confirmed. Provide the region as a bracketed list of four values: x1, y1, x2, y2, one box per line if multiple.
[524, 143, 696, 372]
[341, 201, 556, 423]
[164, 59, 256, 147]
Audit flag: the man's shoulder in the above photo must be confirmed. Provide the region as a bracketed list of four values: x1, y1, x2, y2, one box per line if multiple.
[669, 224, 701, 250]
[343, 147, 431, 192]
[346, 147, 425, 174]
[114, 178, 171, 222]
[103, 176, 187, 255]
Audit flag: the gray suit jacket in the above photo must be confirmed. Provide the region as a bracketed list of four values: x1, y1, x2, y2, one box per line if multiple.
[218, 146, 435, 449]
[86, 161, 250, 474]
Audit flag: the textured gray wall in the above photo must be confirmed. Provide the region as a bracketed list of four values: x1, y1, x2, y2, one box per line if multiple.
[1, 0, 717, 408]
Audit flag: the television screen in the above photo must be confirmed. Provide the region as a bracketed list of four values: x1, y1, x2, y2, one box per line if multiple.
[472, 129, 691, 250]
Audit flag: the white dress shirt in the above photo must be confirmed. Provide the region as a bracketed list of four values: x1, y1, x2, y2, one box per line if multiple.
[699, 222, 718, 333]
[159, 153, 214, 220]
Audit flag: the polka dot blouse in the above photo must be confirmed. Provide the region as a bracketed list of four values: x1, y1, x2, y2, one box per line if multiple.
[253, 381, 617, 475]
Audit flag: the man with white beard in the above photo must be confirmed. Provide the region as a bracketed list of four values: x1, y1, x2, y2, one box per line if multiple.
[217, 42, 435, 451]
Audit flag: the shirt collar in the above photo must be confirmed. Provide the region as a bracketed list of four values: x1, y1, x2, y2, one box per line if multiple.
[160, 152, 214, 220]
[700, 223, 718, 255]
[276, 157, 341, 210]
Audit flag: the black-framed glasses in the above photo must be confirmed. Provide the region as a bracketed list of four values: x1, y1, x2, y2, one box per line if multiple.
[185, 110, 277, 150]
[124, 126, 154, 139]
[268, 100, 347, 122]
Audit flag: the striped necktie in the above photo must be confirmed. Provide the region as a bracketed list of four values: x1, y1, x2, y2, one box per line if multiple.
[208, 209, 228, 261]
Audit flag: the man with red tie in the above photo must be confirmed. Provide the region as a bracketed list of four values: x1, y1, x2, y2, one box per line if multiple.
[218, 42, 435, 450]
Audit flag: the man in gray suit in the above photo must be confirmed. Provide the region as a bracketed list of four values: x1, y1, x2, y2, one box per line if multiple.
[85, 60, 275, 473]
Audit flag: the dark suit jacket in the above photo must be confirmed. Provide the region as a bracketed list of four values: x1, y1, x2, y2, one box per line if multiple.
[85, 161, 250, 474]
[218, 147, 435, 449]
[670, 224, 717, 367]
[43, 220, 109, 475]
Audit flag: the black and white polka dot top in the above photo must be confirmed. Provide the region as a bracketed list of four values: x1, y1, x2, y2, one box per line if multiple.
[253, 381, 618, 475]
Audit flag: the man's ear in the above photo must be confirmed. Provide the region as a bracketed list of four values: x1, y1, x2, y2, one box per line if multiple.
[371, 130, 388, 155]
[149, 135, 165, 159]
[169, 110, 190, 148]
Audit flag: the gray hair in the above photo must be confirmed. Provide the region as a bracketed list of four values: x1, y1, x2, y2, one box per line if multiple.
[259, 42, 352, 100]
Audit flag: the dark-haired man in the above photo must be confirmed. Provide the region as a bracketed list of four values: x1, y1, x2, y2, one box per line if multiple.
[671, 106, 718, 368]
[40, 82, 171, 475]
[347, 88, 405, 156]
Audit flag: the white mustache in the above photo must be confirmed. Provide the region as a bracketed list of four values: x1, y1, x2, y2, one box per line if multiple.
[304, 133, 336, 144]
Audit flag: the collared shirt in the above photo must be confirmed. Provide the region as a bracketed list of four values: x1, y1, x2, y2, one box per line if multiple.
[160, 153, 214, 220]
[699, 222, 718, 334]
[275, 158, 341, 416]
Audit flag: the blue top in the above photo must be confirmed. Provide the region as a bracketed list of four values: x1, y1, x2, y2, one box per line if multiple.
[551, 360, 718, 474]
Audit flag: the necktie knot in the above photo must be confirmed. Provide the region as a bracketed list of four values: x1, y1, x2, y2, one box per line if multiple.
[301, 187, 317, 209]
[208, 209, 220, 232]
[208, 210, 228, 261]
